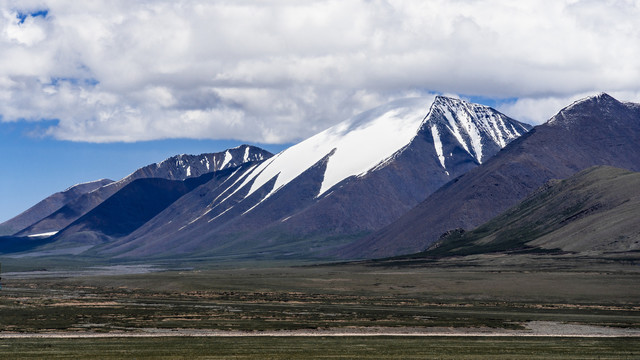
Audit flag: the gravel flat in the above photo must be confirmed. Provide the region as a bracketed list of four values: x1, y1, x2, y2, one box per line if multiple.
[2, 322, 639, 338]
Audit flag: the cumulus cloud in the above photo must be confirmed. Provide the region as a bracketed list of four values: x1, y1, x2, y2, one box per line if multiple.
[0, 0, 639, 142]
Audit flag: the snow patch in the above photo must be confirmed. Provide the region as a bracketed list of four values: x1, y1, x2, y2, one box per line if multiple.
[208, 207, 232, 223]
[208, 164, 260, 209]
[63, 179, 112, 193]
[220, 150, 233, 169]
[457, 109, 484, 163]
[318, 102, 429, 195]
[179, 207, 214, 231]
[442, 107, 470, 154]
[431, 124, 446, 169]
[243, 146, 250, 162]
[27, 231, 58, 238]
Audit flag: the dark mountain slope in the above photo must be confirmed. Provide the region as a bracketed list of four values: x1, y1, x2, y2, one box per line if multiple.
[52, 172, 218, 245]
[422, 166, 640, 256]
[0, 236, 55, 254]
[0, 179, 113, 236]
[342, 93, 640, 258]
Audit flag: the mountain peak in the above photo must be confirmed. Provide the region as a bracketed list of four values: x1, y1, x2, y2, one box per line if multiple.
[433, 94, 459, 103]
[424, 96, 531, 164]
[566, 92, 617, 108]
[549, 93, 624, 127]
[431, 95, 475, 110]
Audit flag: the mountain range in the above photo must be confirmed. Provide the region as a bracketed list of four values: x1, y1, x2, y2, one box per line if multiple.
[2, 93, 638, 263]
[1, 96, 530, 260]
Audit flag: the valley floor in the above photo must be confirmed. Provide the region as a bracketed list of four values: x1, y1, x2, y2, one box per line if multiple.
[0, 253, 639, 358]
[2, 336, 639, 359]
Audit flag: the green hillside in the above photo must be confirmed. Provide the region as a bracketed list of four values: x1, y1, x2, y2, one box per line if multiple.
[424, 166, 640, 257]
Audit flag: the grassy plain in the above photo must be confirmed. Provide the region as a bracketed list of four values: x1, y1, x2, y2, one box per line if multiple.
[1, 255, 640, 332]
[1, 254, 639, 358]
[2, 336, 640, 359]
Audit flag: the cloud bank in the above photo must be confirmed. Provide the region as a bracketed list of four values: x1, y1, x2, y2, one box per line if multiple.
[1, 0, 639, 143]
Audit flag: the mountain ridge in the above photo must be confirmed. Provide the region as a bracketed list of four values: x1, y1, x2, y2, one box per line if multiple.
[0, 179, 114, 236]
[12, 145, 272, 237]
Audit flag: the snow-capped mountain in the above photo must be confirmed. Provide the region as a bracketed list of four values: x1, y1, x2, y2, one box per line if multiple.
[13, 145, 271, 237]
[345, 93, 640, 258]
[73, 96, 530, 259]
[219, 96, 528, 204]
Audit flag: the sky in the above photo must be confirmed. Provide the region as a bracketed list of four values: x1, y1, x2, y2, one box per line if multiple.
[1, 0, 640, 223]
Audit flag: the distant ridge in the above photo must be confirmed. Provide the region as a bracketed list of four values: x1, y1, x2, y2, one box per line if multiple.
[12, 145, 272, 237]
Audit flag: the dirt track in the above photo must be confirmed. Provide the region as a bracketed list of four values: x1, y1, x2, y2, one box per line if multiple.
[2, 322, 639, 338]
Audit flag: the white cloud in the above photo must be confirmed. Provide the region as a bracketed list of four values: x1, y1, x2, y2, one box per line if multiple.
[2, 10, 48, 45]
[0, 0, 639, 142]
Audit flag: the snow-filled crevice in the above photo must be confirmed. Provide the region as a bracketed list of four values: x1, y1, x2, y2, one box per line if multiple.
[431, 124, 446, 169]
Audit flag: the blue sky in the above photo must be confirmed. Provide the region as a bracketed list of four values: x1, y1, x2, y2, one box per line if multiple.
[1, 1, 639, 223]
